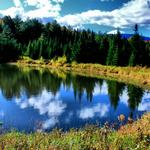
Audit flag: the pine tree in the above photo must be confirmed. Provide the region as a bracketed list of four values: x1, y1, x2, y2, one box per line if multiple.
[71, 40, 81, 62]
[99, 37, 109, 65]
[106, 37, 115, 65]
[25, 41, 31, 56]
[129, 52, 136, 66]
[112, 46, 119, 66]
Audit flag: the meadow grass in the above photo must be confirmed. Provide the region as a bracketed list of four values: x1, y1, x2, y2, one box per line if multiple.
[16, 56, 150, 90]
[0, 113, 149, 150]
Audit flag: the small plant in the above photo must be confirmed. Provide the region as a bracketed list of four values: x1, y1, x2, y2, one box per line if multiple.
[118, 114, 125, 126]
[0, 114, 149, 149]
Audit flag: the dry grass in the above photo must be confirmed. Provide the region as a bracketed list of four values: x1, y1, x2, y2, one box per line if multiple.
[16, 57, 150, 90]
[118, 113, 150, 136]
[0, 113, 149, 150]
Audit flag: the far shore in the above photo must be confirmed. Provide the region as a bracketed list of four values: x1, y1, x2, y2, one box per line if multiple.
[9, 57, 150, 90]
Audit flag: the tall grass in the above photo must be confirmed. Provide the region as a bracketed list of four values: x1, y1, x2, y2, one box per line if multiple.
[0, 113, 149, 150]
[16, 57, 150, 90]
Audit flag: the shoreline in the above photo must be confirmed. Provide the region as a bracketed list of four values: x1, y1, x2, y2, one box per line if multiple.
[0, 113, 149, 149]
[1, 60, 150, 149]
[12, 58, 150, 90]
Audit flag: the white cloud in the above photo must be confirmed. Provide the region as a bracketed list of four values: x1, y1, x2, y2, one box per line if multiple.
[0, 7, 24, 18]
[0, 0, 150, 30]
[24, 7, 60, 19]
[24, 0, 64, 7]
[13, 0, 22, 7]
[57, 0, 150, 29]
[0, 0, 23, 18]
[0, 0, 64, 19]
[24, 0, 40, 7]
[23, 0, 64, 19]
[79, 103, 109, 119]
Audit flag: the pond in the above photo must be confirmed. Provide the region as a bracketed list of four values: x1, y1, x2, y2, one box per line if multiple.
[0, 64, 149, 133]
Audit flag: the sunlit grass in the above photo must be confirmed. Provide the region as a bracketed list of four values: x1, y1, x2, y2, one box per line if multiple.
[0, 113, 149, 150]
[15, 57, 150, 90]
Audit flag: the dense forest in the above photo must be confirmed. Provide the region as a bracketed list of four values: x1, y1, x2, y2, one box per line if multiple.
[0, 16, 150, 66]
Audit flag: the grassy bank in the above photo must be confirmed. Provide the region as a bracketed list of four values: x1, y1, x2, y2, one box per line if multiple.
[0, 113, 149, 150]
[15, 56, 150, 90]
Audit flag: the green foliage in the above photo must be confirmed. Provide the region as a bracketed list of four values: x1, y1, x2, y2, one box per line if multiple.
[112, 46, 119, 66]
[106, 38, 114, 65]
[129, 32, 147, 66]
[0, 35, 20, 62]
[0, 16, 149, 66]
[129, 52, 136, 66]
[0, 113, 149, 150]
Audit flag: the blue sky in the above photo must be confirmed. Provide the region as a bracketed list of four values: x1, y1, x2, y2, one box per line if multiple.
[0, 0, 150, 36]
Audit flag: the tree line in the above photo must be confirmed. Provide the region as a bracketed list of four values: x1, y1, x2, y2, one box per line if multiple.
[0, 16, 150, 66]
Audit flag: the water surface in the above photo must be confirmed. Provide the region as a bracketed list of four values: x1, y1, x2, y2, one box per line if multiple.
[0, 65, 149, 132]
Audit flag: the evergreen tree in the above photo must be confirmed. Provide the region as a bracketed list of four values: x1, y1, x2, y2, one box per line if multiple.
[99, 36, 109, 65]
[128, 24, 147, 66]
[106, 37, 115, 65]
[129, 52, 136, 66]
[0, 16, 149, 66]
[112, 46, 119, 66]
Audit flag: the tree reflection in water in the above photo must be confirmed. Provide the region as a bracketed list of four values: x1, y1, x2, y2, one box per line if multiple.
[0, 64, 145, 111]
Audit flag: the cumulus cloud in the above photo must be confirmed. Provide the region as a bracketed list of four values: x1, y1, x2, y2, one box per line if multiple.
[79, 103, 109, 119]
[0, 0, 64, 19]
[57, 0, 150, 29]
[24, 0, 64, 7]
[0, 7, 24, 18]
[13, 0, 22, 7]
[0, 0, 150, 29]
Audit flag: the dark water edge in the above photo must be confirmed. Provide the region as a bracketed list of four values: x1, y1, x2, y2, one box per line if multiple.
[0, 64, 149, 133]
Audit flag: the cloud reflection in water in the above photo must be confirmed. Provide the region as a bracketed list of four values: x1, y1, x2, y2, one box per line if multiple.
[15, 90, 66, 129]
[79, 103, 109, 119]
[120, 89, 150, 112]
[93, 82, 108, 96]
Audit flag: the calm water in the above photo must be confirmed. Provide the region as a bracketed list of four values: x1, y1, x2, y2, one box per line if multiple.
[0, 64, 149, 133]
